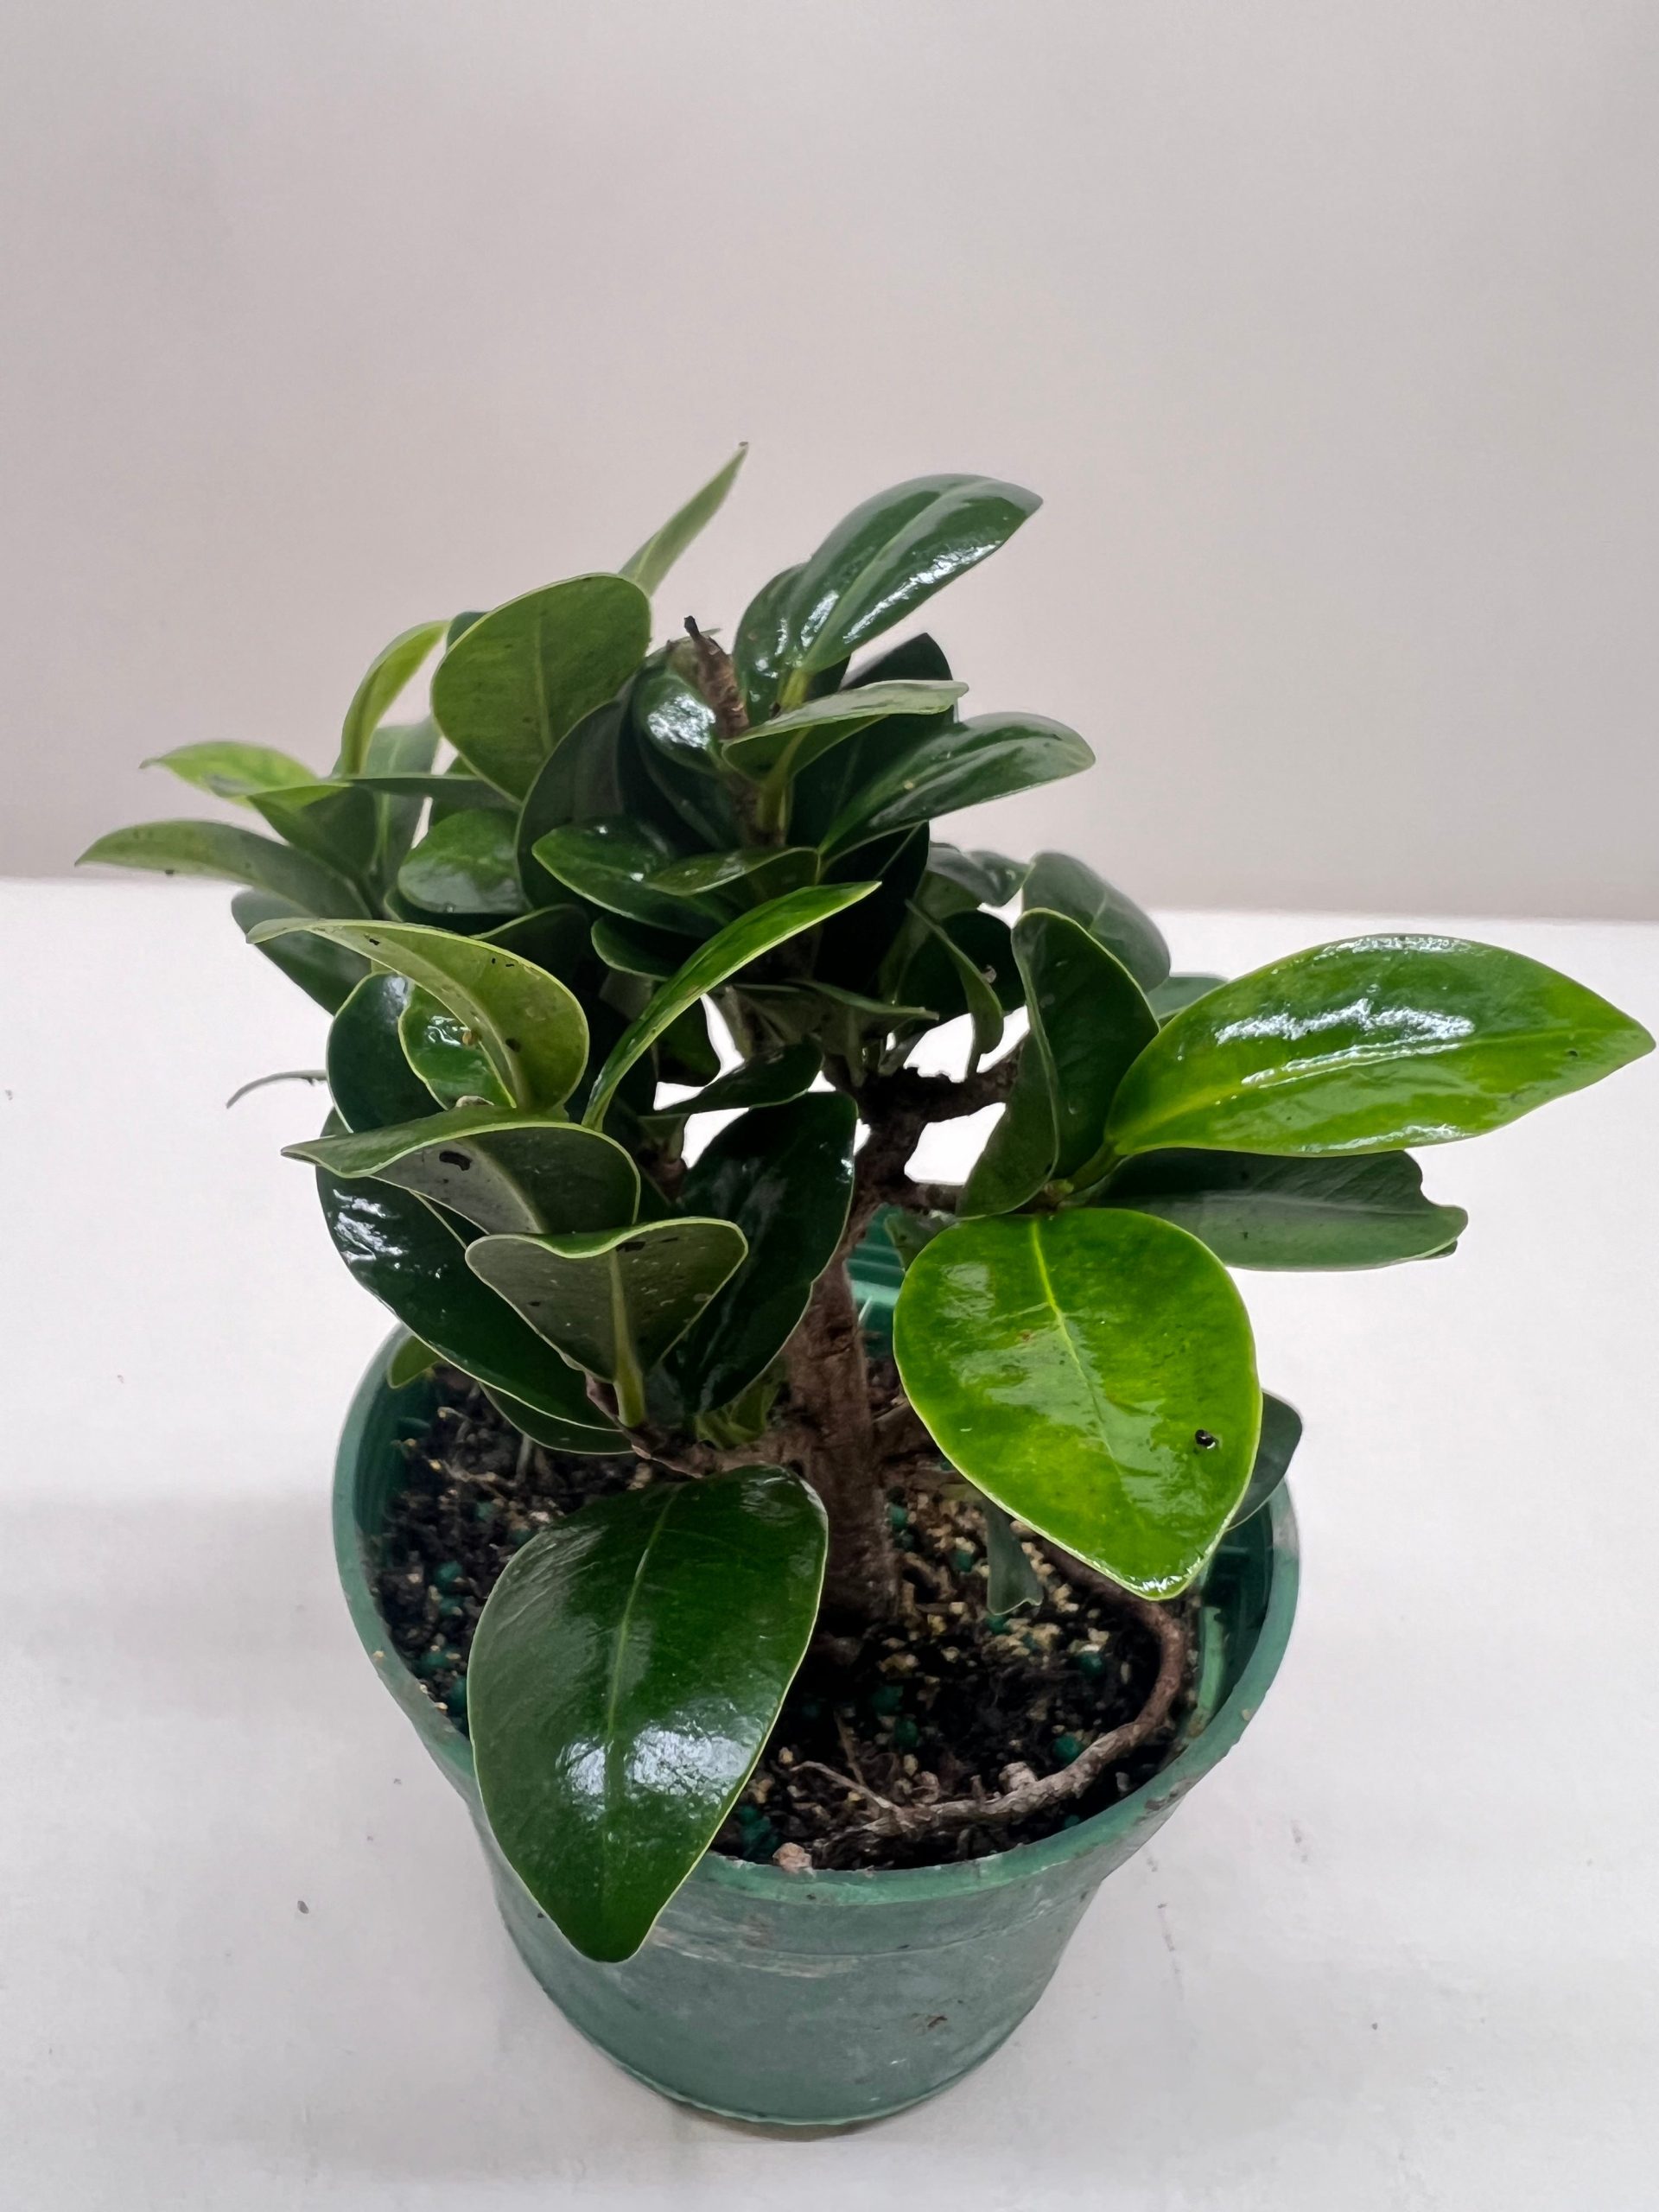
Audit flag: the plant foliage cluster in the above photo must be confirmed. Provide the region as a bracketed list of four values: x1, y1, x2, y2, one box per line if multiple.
[86, 451, 1653, 1961]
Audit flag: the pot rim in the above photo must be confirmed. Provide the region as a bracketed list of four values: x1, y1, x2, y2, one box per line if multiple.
[335, 1326, 1300, 1907]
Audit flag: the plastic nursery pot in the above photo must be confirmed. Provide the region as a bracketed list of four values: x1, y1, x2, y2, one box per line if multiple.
[334, 1247, 1300, 2129]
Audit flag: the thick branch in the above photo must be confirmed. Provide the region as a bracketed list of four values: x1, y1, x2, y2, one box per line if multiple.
[785, 1261, 899, 1618]
[842, 1050, 1021, 1251]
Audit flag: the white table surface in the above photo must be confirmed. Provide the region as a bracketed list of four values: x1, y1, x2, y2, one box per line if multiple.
[4, 879, 1656, 2209]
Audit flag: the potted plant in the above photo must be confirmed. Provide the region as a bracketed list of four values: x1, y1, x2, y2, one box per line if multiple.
[85, 454, 1653, 2127]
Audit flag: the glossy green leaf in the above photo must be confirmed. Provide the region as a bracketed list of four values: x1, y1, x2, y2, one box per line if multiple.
[316, 1166, 620, 1450]
[343, 771, 505, 805]
[1021, 852, 1170, 993]
[673, 1095, 857, 1412]
[1107, 935, 1656, 1158]
[532, 818, 718, 935]
[386, 1335, 438, 1389]
[893, 1210, 1260, 1597]
[288, 1108, 639, 1236]
[635, 661, 722, 779]
[656, 1001, 721, 1087]
[480, 904, 594, 986]
[582, 883, 875, 1131]
[737, 476, 1039, 716]
[961, 912, 1157, 1216]
[468, 1465, 825, 1961]
[650, 847, 819, 899]
[143, 742, 318, 803]
[657, 1041, 822, 1119]
[326, 974, 434, 1132]
[337, 620, 448, 777]
[514, 700, 632, 904]
[79, 820, 366, 916]
[232, 890, 370, 1013]
[1149, 973, 1225, 1023]
[787, 637, 953, 842]
[620, 444, 747, 595]
[250, 919, 589, 1112]
[820, 714, 1092, 859]
[1228, 1393, 1302, 1529]
[397, 987, 512, 1111]
[431, 576, 651, 800]
[721, 679, 964, 785]
[397, 808, 528, 917]
[982, 1500, 1045, 1613]
[467, 1217, 747, 1426]
[1101, 1149, 1467, 1269]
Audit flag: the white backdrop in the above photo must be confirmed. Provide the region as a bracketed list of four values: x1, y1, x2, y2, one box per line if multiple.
[4, 0, 1656, 915]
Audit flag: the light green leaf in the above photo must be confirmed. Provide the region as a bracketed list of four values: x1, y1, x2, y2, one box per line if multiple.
[80, 820, 367, 915]
[398, 985, 512, 1111]
[337, 620, 448, 777]
[582, 882, 876, 1131]
[1101, 1150, 1467, 1269]
[386, 1336, 439, 1389]
[468, 1465, 825, 1961]
[431, 575, 651, 800]
[247, 780, 379, 887]
[893, 1210, 1260, 1597]
[1107, 935, 1656, 1157]
[287, 1108, 639, 1236]
[251, 918, 589, 1111]
[467, 1217, 747, 1427]
[620, 444, 747, 596]
[144, 742, 319, 803]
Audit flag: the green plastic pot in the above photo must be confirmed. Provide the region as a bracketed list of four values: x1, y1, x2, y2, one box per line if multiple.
[333, 1245, 1299, 2127]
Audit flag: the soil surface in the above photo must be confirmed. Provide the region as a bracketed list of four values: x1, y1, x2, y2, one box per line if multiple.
[376, 1367, 1193, 1871]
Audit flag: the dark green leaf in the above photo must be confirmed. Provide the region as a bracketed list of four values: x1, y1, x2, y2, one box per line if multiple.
[673, 1094, 857, 1412]
[901, 904, 1007, 1065]
[820, 714, 1092, 859]
[928, 843, 1027, 906]
[881, 1206, 952, 1270]
[397, 809, 528, 917]
[467, 1217, 747, 1425]
[1101, 1150, 1467, 1269]
[431, 575, 651, 800]
[1107, 935, 1656, 1157]
[1149, 973, 1225, 1023]
[250, 918, 589, 1112]
[327, 974, 434, 1131]
[649, 847, 820, 899]
[732, 563, 805, 724]
[247, 780, 379, 887]
[656, 1041, 821, 1120]
[468, 1465, 825, 1961]
[982, 1500, 1045, 1612]
[1228, 1394, 1302, 1529]
[961, 912, 1157, 1216]
[620, 444, 747, 595]
[589, 914, 690, 981]
[144, 742, 317, 802]
[480, 904, 594, 987]
[316, 1166, 620, 1449]
[656, 1001, 721, 1087]
[893, 1211, 1260, 1597]
[532, 818, 718, 935]
[337, 620, 448, 777]
[79, 820, 366, 916]
[287, 1108, 639, 1235]
[582, 883, 876, 1130]
[1021, 852, 1170, 993]
[363, 716, 444, 886]
[232, 890, 369, 1013]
